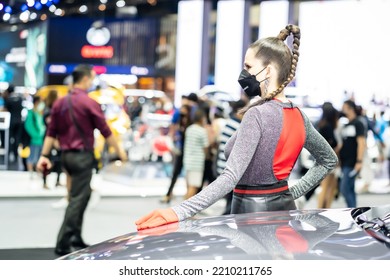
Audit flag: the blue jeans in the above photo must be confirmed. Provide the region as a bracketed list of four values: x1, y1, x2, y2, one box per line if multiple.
[340, 166, 357, 208]
[27, 144, 42, 165]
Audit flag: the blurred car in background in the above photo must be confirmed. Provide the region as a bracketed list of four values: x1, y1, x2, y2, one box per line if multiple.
[60, 204, 390, 260]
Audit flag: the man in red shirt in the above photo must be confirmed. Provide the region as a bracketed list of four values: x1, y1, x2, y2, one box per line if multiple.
[37, 64, 127, 256]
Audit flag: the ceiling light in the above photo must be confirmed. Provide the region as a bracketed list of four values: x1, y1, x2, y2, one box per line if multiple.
[20, 11, 30, 22]
[49, 5, 56, 12]
[35, 2, 43, 10]
[30, 12, 38, 20]
[27, 0, 35, 8]
[79, 5, 88, 13]
[116, 0, 126, 8]
[21, 4, 28, 12]
[54, 8, 63, 16]
[3, 13, 11, 22]
[4, 6, 12, 14]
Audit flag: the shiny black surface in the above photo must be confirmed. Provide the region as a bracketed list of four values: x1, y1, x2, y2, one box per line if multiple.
[60, 205, 390, 260]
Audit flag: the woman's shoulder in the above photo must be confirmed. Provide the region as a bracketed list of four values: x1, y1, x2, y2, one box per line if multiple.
[246, 100, 284, 117]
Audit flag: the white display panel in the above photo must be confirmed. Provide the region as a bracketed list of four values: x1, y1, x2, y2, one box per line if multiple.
[214, 0, 248, 101]
[259, 0, 289, 39]
[174, 0, 205, 106]
[298, 0, 390, 108]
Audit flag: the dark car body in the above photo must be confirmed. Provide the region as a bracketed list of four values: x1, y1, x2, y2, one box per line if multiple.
[60, 205, 390, 260]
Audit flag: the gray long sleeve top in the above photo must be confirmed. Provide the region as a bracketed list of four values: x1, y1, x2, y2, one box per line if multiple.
[172, 100, 338, 221]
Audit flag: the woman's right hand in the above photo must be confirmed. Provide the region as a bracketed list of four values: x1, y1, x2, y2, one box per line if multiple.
[135, 208, 179, 231]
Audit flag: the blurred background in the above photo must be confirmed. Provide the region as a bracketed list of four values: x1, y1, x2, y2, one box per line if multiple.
[0, 0, 389, 258]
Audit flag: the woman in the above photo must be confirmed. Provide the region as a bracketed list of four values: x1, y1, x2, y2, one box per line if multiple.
[160, 104, 193, 203]
[199, 101, 217, 189]
[42, 90, 63, 189]
[136, 25, 338, 230]
[316, 102, 340, 208]
[182, 108, 209, 200]
[25, 95, 46, 180]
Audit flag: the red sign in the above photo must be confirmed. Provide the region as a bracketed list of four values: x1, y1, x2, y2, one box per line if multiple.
[92, 66, 107, 74]
[81, 45, 114, 59]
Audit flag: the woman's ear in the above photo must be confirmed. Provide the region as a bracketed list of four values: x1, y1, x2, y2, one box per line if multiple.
[266, 64, 273, 78]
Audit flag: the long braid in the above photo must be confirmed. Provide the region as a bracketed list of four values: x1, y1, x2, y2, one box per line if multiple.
[240, 24, 301, 115]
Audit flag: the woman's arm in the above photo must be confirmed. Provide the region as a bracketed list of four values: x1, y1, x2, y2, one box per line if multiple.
[289, 113, 338, 200]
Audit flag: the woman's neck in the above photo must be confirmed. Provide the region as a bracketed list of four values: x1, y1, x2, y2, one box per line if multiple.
[273, 92, 289, 103]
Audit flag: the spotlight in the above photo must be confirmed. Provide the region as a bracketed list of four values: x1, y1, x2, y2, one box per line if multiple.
[4, 6, 12, 14]
[27, 0, 35, 8]
[116, 0, 126, 8]
[35, 2, 43, 10]
[20, 11, 30, 22]
[3, 13, 11, 22]
[0, 4, 3, 12]
[79, 5, 88, 13]
[54, 8, 63, 16]
[21, 4, 28, 12]
[30, 12, 38, 20]
[41, 0, 48, 4]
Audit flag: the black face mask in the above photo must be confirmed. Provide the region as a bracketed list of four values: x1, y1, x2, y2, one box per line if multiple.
[238, 67, 267, 98]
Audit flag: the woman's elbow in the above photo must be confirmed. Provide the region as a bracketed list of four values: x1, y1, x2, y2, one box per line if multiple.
[327, 153, 339, 170]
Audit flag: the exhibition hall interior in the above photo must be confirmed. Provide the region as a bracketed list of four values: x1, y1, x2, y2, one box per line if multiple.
[0, 0, 389, 260]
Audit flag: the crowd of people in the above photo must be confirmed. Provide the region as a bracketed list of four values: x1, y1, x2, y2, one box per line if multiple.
[0, 85, 64, 188]
[287, 97, 390, 211]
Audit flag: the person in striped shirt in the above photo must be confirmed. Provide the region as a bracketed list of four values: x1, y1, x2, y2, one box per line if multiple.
[216, 99, 247, 214]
